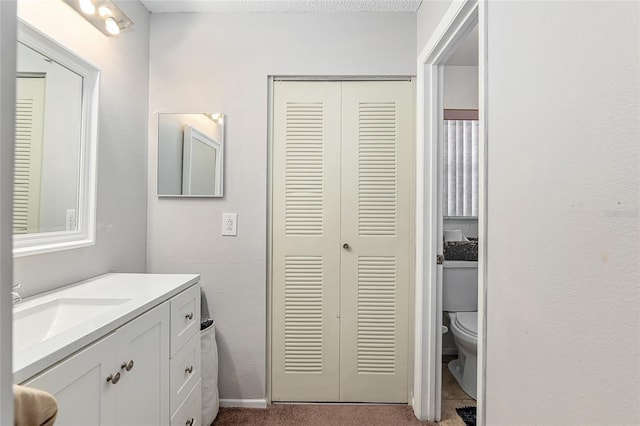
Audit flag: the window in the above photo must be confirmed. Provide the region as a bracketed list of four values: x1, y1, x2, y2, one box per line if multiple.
[443, 110, 478, 217]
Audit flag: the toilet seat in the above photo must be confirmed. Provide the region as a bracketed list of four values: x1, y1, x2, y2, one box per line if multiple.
[454, 312, 477, 337]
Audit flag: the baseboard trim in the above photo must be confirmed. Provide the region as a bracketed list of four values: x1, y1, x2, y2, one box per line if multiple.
[219, 399, 268, 409]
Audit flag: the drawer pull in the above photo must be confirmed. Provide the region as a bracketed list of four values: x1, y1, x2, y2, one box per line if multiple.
[185, 365, 194, 374]
[186, 418, 194, 426]
[185, 312, 194, 320]
[121, 360, 134, 371]
[106, 372, 121, 384]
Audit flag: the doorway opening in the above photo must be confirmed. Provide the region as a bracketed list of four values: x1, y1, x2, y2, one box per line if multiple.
[440, 23, 480, 423]
[413, 0, 485, 423]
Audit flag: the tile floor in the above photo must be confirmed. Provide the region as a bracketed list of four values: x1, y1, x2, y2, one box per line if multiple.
[439, 356, 476, 426]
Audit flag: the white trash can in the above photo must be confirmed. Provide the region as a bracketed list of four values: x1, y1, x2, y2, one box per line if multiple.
[201, 319, 219, 426]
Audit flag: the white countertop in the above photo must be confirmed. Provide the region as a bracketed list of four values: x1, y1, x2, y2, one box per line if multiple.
[13, 273, 200, 384]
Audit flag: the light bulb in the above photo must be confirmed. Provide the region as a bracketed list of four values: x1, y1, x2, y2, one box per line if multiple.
[79, 0, 95, 14]
[105, 17, 120, 35]
[98, 5, 112, 17]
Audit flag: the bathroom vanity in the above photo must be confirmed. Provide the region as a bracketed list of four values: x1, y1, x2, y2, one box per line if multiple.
[13, 273, 201, 426]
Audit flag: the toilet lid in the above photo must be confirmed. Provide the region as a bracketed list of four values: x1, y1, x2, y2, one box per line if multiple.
[455, 312, 478, 336]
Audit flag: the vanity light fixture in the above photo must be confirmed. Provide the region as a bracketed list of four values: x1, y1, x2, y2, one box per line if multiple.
[64, 0, 133, 36]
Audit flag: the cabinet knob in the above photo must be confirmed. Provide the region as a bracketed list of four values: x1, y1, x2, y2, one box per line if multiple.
[186, 418, 194, 426]
[121, 360, 134, 371]
[185, 312, 194, 320]
[343, 243, 350, 250]
[106, 372, 121, 384]
[185, 365, 194, 374]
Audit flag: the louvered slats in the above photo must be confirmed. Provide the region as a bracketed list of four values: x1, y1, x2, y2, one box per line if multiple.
[285, 102, 324, 236]
[14, 98, 34, 234]
[358, 102, 397, 236]
[284, 256, 324, 373]
[357, 256, 396, 374]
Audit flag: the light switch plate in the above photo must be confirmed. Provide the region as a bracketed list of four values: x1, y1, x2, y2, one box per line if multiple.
[222, 213, 237, 236]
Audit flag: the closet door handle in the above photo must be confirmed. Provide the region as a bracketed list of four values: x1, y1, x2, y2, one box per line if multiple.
[342, 243, 350, 250]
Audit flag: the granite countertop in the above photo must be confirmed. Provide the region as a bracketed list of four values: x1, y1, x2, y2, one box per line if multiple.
[13, 273, 200, 384]
[444, 238, 478, 261]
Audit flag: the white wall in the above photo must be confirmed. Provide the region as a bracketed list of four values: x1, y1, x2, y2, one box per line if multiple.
[14, 0, 150, 297]
[483, 2, 639, 425]
[0, 1, 17, 423]
[148, 12, 416, 400]
[417, 0, 453, 55]
[443, 66, 478, 110]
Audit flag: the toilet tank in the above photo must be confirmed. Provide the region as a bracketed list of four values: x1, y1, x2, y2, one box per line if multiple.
[443, 261, 478, 312]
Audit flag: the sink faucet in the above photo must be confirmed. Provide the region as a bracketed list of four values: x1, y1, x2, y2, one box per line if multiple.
[12, 283, 22, 304]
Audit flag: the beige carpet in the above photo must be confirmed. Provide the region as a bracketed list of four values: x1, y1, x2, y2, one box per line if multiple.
[212, 404, 437, 425]
[212, 359, 474, 426]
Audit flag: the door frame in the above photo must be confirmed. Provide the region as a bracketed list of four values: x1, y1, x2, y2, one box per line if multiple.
[267, 77, 416, 404]
[0, 1, 17, 424]
[413, 0, 487, 422]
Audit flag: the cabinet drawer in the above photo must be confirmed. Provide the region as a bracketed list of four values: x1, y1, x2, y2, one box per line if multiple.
[171, 379, 202, 426]
[170, 332, 201, 416]
[171, 284, 201, 356]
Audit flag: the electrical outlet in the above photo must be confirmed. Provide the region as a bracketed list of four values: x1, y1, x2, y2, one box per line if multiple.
[222, 213, 237, 236]
[66, 209, 77, 231]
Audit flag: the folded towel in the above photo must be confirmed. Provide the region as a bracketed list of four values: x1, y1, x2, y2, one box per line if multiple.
[13, 385, 58, 426]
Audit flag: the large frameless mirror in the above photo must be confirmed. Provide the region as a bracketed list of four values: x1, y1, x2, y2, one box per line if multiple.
[157, 113, 224, 197]
[13, 21, 99, 257]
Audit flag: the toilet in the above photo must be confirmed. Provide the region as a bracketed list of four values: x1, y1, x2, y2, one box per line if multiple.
[443, 260, 478, 399]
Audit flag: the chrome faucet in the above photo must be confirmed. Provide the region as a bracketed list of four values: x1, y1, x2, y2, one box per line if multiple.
[12, 283, 22, 304]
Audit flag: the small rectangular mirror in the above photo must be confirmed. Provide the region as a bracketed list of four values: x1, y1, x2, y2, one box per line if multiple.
[157, 113, 224, 197]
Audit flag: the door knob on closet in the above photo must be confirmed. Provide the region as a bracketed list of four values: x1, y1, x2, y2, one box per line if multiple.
[343, 243, 350, 250]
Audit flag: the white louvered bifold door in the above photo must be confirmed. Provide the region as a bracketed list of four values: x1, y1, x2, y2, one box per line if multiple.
[14, 77, 45, 234]
[272, 80, 411, 403]
[339, 81, 411, 402]
[272, 81, 342, 401]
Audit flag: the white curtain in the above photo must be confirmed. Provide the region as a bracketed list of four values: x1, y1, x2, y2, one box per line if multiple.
[443, 120, 479, 217]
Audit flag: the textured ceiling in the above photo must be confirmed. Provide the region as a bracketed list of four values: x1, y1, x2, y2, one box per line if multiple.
[140, 0, 422, 14]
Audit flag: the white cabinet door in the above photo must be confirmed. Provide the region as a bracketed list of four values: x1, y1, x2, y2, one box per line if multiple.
[116, 302, 170, 426]
[24, 333, 118, 426]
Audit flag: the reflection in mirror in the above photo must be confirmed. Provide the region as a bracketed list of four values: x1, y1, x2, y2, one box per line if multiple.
[15, 41, 82, 234]
[158, 113, 224, 197]
[14, 21, 99, 256]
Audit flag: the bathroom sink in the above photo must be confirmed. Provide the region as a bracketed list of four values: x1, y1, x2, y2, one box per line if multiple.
[13, 298, 130, 352]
